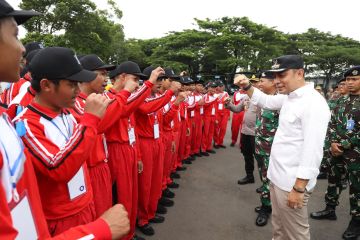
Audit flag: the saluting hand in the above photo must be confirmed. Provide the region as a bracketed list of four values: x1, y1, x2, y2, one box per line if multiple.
[149, 67, 165, 84]
[84, 93, 112, 118]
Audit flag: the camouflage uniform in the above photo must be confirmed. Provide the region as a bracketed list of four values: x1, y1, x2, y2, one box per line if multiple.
[326, 94, 360, 219]
[254, 108, 279, 207]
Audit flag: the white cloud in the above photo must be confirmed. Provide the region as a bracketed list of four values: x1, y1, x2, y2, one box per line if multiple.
[13, 0, 360, 41]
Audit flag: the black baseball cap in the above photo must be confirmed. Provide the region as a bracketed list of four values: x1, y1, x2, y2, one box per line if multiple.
[109, 61, 147, 80]
[208, 81, 217, 88]
[108, 65, 118, 79]
[181, 76, 194, 85]
[0, 0, 41, 25]
[25, 48, 41, 65]
[164, 68, 180, 80]
[268, 55, 304, 73]
[216, 81, 224, 87]
[143, 66, 167, 80]
[80, 54, 116, 71]
[260, 71, 275, 80]
[29, 47, 96, 82]
[24, 42, 44, 57]
[344, 66, 360, 78]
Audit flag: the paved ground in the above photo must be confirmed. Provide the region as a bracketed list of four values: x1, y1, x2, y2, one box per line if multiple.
[138, 124, 351, 240]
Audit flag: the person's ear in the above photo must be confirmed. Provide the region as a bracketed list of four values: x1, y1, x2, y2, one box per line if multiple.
[39, 79, 54, 93]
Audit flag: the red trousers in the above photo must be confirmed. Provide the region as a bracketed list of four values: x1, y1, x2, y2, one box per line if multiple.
[202, 116, 216, 151]
[214, 113, 230, 145]
[231, 112, 244, 145]
[172, 131, 181, 172]
[138, 137, 164, 226]
[177, 121, 188, 163]
[47, 202, 96, 237]
[88, 161, 112, 218]
[162, 131, 174, 190]
[107, 142, 138, 240]
[191, 115, 203, 155]
[185, 118, 193, 158]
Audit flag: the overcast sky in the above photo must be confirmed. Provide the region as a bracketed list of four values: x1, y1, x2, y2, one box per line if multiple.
[13, 0, 360, 41]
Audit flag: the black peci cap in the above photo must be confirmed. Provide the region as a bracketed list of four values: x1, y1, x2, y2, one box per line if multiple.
[0, 0, 41, 25]
[29, 47, 97, 83]
[80, 54, 116, 71]
[260, 71, 275, 80]
[268, 55, 304, 73]
[344, 66, 360, 78]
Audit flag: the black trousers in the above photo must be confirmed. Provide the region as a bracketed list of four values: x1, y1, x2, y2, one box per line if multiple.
[240, 133, 255, 177]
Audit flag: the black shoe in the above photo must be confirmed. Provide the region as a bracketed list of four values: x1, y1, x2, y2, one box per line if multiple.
[170, 172, 180, 179]
[156, 203, 167, 214]
[214, 145, 220, 149]
[133, 234, 145, 240]
[343, 218, 360, 239]
[149, 214, 165, 223]
[176, 166, 187, 171]
[159, 197, 174, 207]
[230, 143, 235, 147]
[183, 159, 192, 164]
[162, 188, 175, 198]
[201, 151, 209, 156]
[256, 186, 263, 194]
[168, 182, 179, 189]
[255, 206, 262, 213]
[237, 176, 255, 185]
[207, 149, 216, 154]
[317, 172, 327, 179]
[256, 207, 271, 227]
[310, 205, 337, 220]
[189, 155, 195, 161]
[195, 152, 202, 157]
[137, 224, 154, 236]
[219, 145, 226, 148]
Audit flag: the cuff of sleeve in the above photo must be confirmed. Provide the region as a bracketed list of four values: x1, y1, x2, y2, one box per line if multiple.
[296, 166, 319, 180]
[144, 80, 154, 88]
[118, 89, 131, 99]
[81, 113, 101, 129]
[85, 218, 112, 240]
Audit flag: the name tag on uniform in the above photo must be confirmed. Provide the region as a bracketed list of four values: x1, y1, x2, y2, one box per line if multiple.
[10, 193, 38, 240]
[128, 127, 135, 145]
[178, 111, 181, 122]
[154, 123, 160, 139]
[68, 166, 86, 200]
[235, 94, 240, 101]
[191, 111, 195, 117]
[218, 103, 223, 110]
[211, 107, 215, 115]
[346, 119, 355, 130]
[170, 121, 174, 128]
[200, 107, 204, 115]
[184, 110, 187, 119]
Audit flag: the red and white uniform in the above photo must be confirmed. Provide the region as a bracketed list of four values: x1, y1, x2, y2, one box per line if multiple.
[135, 90, 174, 227]
[15, 102, 100, 236]
[0, 73, 31, 105]
[161, 98, 180, 189]
[0, 106, 111, 240]
[191, 92, 204, 155]
[104, 81, 154, 240]
[7, 86, 36, 120]
[177, 100, 189, 163]
[201, 93, 218, 151]
[214, 91, 230, 146]
[231, 90, 247, 146]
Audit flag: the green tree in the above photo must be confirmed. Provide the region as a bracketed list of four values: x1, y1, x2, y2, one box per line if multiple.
[20, 0, 126, 63]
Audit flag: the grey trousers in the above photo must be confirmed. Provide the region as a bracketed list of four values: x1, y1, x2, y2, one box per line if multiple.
[270, 183, 312, 240]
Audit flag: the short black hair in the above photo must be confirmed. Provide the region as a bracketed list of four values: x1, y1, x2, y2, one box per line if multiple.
[31, 74, 60, 93]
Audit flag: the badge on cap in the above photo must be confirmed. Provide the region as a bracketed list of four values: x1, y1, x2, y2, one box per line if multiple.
[352, 70, 358, 76]
[272, 60, 280, 70]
